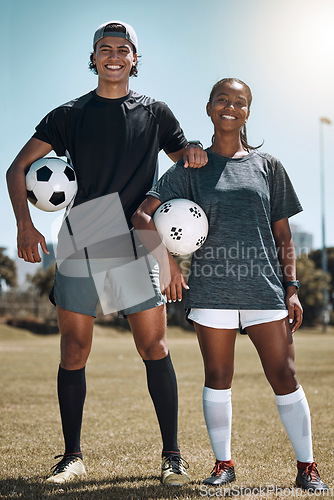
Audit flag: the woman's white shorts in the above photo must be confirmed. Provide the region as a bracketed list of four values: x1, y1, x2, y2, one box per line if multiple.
[188, 308, 288, 329]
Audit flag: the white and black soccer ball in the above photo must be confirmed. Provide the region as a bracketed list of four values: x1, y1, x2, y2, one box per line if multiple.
[153, 198, 209, 255]
[26, 157, 77, 212]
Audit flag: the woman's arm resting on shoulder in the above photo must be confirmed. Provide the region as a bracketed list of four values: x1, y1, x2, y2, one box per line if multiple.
[272, 217, 303, 333]
[131, 196, 188, 302]
[6, 138, 52, 263]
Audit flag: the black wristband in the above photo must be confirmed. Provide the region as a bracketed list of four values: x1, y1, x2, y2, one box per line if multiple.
[283, 280, 300, 290]
[185, 140, 203, 149]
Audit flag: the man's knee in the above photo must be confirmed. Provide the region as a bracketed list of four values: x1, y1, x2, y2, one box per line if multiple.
[137, 338, 168, 361]
[60, 331, 92, 369]
[57, 308, 94, 369]
[129, 305, 168, 360]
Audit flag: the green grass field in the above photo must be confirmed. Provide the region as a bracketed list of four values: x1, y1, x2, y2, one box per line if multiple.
[0, 322, 333, 499]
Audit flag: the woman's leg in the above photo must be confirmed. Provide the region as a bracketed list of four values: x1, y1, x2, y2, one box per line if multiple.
[195, 323, 237, 464]
[195, 323, 237, 390]
[246, 317, 313, 463]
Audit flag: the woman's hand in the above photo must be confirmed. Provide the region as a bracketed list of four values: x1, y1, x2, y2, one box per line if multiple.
[160, 254, 188, 303]
[285, 287, 303, 333]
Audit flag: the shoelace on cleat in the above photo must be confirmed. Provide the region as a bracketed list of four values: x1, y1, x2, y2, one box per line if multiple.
[50, 454, 78, 474]
[302, 462, 321, 482]
[211, 460, 233, 477]
[162, 456, 189, 475]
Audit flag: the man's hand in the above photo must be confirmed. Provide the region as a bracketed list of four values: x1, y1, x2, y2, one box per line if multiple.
[6, 137, 53, 263]
[285, 288, 303, 333]
[17, 225, 49, 263]
[183, 145, 208, 169]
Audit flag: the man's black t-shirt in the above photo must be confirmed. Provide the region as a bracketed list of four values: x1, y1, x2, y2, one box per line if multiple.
[33, 90, 187, 222]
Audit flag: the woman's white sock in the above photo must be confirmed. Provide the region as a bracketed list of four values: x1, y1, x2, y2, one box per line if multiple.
[203, 387, 232, 461]
[275, 386, 313, 462]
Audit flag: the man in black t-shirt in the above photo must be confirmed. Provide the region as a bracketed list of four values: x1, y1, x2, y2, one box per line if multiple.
[7, 20, 207, 485]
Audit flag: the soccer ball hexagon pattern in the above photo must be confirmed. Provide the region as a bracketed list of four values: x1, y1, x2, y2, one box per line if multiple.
[153, 198, 209, 255]
[26, 157, 77, 212]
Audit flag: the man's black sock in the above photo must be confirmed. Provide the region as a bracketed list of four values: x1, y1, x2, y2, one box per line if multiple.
[57, 365, 86, 459]
[144, 352, 179, 455]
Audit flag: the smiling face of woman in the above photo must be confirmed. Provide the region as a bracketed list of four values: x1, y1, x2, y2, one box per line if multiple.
[207, 80, 251, 133]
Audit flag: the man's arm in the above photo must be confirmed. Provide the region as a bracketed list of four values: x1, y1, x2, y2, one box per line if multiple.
[6, 137, 53, 263]
[168, 144, 208, 169]
[272, 217, 303, 333]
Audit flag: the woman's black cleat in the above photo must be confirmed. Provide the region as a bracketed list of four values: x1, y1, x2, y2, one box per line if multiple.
[203, 459, 235, 485]
[296, 462, 329, 492]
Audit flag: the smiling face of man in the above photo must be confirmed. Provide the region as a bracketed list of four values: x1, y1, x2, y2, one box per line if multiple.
[93, 37, 137, 88]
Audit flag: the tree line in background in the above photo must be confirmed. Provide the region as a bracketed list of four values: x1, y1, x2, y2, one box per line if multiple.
[0, 247, 17, 292]
[0, 247, 333, 328]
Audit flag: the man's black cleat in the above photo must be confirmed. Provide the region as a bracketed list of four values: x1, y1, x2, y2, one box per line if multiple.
[296, 462, 329, 492]
[203, 459, 235, 485]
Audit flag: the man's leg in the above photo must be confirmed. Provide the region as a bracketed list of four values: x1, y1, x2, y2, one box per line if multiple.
[128, 305, 177, 452]
[127, 305, 190, 485]
[46, 307, 94, 483]
[58, 307, 94, 453]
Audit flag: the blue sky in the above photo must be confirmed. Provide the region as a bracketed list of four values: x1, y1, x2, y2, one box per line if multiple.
[2, 0, 334, 261]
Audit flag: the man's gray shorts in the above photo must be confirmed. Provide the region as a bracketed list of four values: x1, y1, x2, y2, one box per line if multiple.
[50, 256, 165, 318]
[49, 195, 166, 318]
[50, 243, 166, 318]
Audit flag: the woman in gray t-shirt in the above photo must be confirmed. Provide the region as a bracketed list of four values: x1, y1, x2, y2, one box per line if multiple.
[132, 78, 328, 492]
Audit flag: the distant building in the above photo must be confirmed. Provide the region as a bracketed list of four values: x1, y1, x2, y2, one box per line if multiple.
[290, 224, 313, 257]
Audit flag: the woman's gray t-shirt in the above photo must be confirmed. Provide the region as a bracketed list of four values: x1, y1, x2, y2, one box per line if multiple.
[147, 149, 302, 310]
